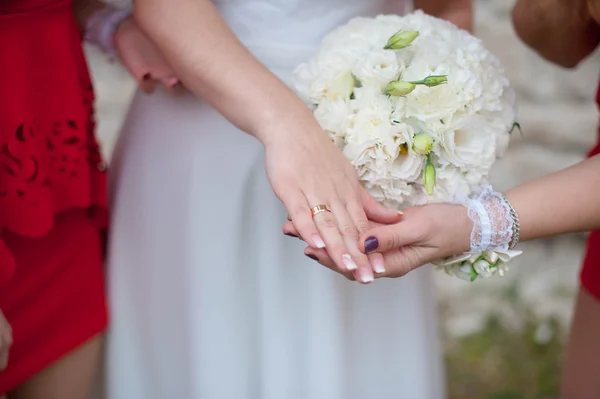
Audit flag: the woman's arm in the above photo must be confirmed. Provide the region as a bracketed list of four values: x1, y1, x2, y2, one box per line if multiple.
[506, 154, 600, 241]
[132, 0, 402, 283]
[512, 0, 600, 68]
[289, 155, 600, 277]
[414, 0, 473, 32]
[133, 0, 312, 145]
[360, 155, 600, 273]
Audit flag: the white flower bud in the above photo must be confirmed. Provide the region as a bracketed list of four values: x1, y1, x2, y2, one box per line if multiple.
[412, 133, 434, 155]
[473, 259, 494, 278]
[423, 155, 436, 195]
[385, 81, 416, 96]
[384, 30, 419, 50]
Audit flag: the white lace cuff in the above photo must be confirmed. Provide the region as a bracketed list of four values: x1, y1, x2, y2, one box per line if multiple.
[457, 185, 519, 253]
[84, 6, 132, 57]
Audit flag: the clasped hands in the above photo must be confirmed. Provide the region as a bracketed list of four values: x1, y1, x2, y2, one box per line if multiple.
[283, 202, 473, 282]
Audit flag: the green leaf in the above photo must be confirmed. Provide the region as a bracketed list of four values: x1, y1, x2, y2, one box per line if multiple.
[470, 265, 478, 282]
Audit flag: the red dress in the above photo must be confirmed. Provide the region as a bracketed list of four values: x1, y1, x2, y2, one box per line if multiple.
[0, 0, 108, 392]
[580, 83, 600, 302]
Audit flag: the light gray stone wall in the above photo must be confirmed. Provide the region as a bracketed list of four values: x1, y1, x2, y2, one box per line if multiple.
[87, 0, 600, 334]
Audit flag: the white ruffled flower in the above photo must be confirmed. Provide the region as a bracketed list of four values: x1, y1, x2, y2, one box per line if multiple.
[344, 108, 403, 178]
[293, 55, 355, 104]
[352, 49, 401, 90]
[313, 99, 352, 138]
[437, 115, 496, 173]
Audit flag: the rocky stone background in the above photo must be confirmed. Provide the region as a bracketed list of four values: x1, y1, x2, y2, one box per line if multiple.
[87, 0, 599, 374]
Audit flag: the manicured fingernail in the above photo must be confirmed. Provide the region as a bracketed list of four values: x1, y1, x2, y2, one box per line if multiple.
[397, 210, 404, 215]
[372, 258, 386, 274]
[284, 232, 298, 238]
[364, 236, 379, 254]
[313, 236, 326, 249]
[306, 254, 319, 261]
[359, 268, 374, 283]
[342, 253, 357, 271]
[142, 73, 151, 81]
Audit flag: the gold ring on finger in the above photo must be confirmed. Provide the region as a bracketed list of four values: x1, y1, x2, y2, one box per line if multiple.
[310, 204, 331, 217]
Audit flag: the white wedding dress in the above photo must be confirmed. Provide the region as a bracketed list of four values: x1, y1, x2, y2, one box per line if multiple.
[105, 1, 445, 398]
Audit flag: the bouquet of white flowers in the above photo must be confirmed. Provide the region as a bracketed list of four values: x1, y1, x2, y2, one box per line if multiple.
[292, 11, 522, 281]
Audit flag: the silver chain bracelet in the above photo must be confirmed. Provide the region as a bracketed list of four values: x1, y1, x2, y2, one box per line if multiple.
[500, 194, 520, 249]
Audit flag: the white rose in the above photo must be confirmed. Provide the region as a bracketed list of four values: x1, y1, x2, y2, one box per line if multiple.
[309, 69, 356, 103]
[346, 91, 395, 144]
[313, 98, 352, 137]
[344, 139, 391, 180]
[350, 87, 391, 113]
[352, 49, 401, 90]
[438, 115, 496, 173]
[293, 52, 356, 104]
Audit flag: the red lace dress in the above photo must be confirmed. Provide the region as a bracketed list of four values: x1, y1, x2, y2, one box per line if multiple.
[581, 83, 600, 302]
[0, 0, 108, 392]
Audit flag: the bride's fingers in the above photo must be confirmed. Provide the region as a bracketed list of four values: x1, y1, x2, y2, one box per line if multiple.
[286, 221, 358, 281]
[304, 248, 355, 281]
[282, 199, 376, 283]
[285, 216, 383, 275]
[368, 252, 386, 275]
[282, 221, 301, 238]
[310, 202, 364, 277]
[347, 199, 385, 275]
[329, 202, 373, 284]
[288, 219, 370, 282]
[284, 219, 384, 277]
[282, 193, 325, 249]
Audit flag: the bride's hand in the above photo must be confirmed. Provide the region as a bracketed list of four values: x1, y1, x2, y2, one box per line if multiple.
[265, 124, 401, 284]
[284, 203, 472, 278]
[114, 17, 180, 94]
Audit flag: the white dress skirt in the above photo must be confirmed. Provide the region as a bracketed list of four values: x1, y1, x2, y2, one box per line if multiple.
[104, 1, 446, 398]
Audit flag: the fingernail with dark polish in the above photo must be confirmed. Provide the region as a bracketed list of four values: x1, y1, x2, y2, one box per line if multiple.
[306, 254, 319, 261]
[364, 236, 379, 253]
[285, 233, 298, 238]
